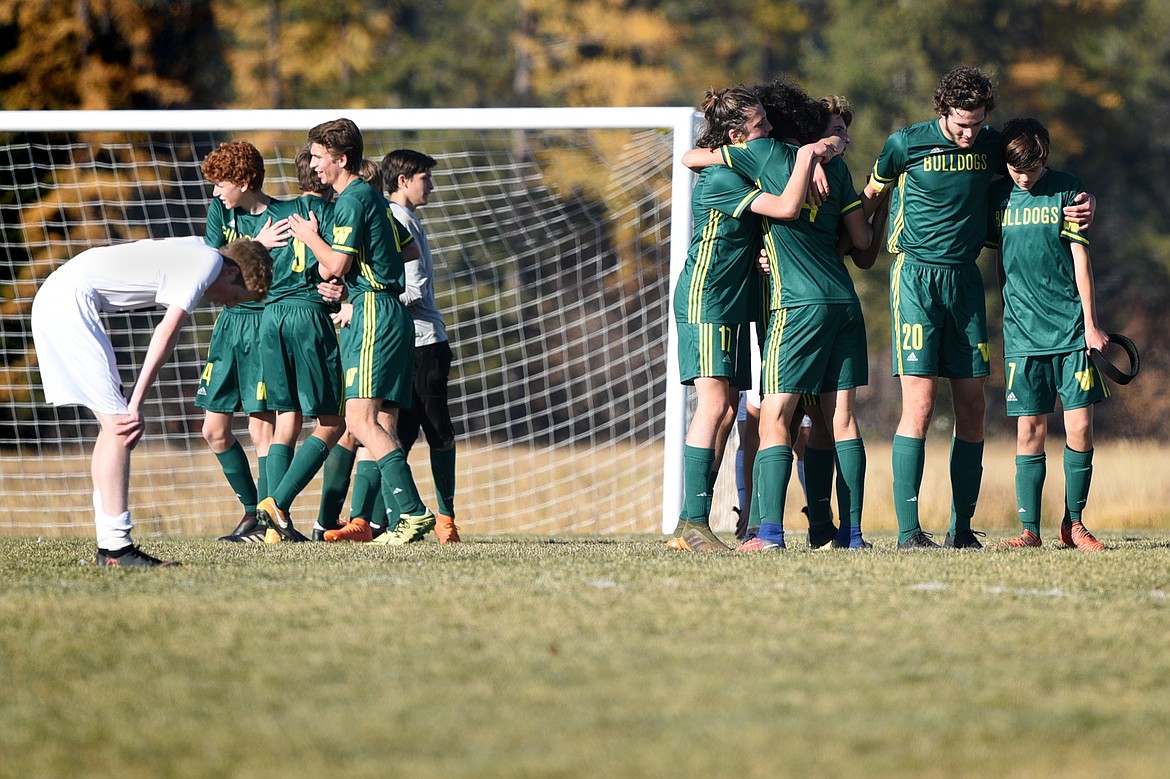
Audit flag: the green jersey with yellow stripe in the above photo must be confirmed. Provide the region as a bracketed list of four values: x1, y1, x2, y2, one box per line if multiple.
[722, 139, 862, 309]
[870, 119, 1002, 266]
[204, 197, 274, 313]
[331, 177, 414, 296]
[987, 169, 1090, 357]
[673, 165, 763, 324]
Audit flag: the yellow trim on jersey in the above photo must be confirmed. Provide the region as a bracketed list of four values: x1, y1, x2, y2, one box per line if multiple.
[698, 323, 712, 376]
[885, 172, 908, 254]
[869, 161, 895, 192]
[1061, 221, 1090, 246]
[688, 212, 720, 321]
[760, 218, 782, 310]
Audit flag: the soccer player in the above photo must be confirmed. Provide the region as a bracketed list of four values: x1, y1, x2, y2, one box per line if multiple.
[286, 118, 436, 545]
[684, 84, 870, 552]
[861, 67, 1094, 550]
[383, 148, 461, 543]
[250, 144, 347, 544]
[198, 141, 280, 541]
[988, 118, 1108, 551]
[31, 237, 272, 566]
[670, 85, 845, 553]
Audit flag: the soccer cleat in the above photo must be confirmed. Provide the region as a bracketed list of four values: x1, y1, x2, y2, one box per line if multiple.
[218, 512, 260, 542]
[667, 522, 731, 553]
[736, 536, 782, 552]
[96, 545, 180, 568]
[434, 514, 461, 544]
[995, 529, 1042, 549]
[255, 497, 299, 542]
[373, 510, 436, 546]
[897, 530, 940, 550]
[831, 536, 873, 550]
[323, 518, 373, 543]
[808, 522, 838, 550]
[1059, 520, 1105, 551]
[222, 526, 268, 543]
[944, 529, 986, 549]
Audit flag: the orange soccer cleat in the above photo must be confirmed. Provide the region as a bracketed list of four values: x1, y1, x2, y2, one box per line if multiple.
[1059, 520, 1105, 552]
[323, 518, 373, 543]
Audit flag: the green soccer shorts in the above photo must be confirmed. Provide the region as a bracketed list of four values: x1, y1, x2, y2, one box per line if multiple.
[760, 301, 868, 396]
[259, 300, 343, 417]
[890, 256, 990, 379]
[341, 290, 415, 408]
[1004, 350, 1108, 416]
[676, 320, 751, 389]
[195, 308, 268, 414]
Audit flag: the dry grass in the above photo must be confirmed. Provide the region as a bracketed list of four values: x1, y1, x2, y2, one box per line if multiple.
[3, 437, 1168, 539]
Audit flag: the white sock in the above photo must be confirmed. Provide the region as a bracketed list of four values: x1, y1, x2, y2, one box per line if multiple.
[96, 510, 132, 551]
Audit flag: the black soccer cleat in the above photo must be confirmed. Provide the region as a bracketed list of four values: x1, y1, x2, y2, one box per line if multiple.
[218, 513, 262, 542]
[96, 545, 181, 568]
[944, 529, 986, 549]
[897, 530, 941, 550]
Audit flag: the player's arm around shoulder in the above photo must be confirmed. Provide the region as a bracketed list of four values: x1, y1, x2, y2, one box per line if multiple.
[681, 147, 724, 172]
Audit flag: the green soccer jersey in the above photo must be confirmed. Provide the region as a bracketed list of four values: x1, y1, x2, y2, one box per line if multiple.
[331, 178, 413, 296]
[870, 119, 1002, 266]
[260, 194, 337, 307]
[722, 139, 862, 309]
[673, 165, 763, 324]
[986, 169, 1089, 357]
[203, 197, 283, 313]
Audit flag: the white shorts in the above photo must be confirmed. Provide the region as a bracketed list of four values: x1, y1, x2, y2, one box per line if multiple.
[31, 270, 129, 415]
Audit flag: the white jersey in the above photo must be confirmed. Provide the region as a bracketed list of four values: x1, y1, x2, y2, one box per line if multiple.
[390, 201, 448, 346]
[31, 237, 223, 414]
[52, 236, 222, 314]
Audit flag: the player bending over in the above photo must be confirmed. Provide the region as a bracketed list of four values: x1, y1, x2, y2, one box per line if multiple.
[32, 237, 272, 566]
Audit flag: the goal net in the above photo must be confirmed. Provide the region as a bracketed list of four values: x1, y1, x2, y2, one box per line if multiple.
[0, 107, 705, 538]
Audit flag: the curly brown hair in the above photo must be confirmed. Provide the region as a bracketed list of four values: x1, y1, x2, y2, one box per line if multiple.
[218, 239, 272, 300]
[754, 76, 823, 144]
[933, 66, 996, 117]
[201, 140, 265, 189]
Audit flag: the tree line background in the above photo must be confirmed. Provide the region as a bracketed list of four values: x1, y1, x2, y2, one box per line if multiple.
[2, 0, 1168, 438]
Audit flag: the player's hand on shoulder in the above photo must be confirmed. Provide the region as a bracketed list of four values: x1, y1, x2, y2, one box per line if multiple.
[1064, 192, 1095, 229]
[256, 217, 291, 249]
[288, 211, 320, 240]
[809, 163, 830, 206]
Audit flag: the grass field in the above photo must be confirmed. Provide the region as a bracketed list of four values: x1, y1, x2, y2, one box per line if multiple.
[4, 533, 1169, 778]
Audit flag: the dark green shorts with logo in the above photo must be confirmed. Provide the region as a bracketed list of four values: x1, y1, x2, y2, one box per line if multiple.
[195, 308, 267, 414]
[341, 291, 415, 408]
[890, 257, 990, 379]
[676, 321, 751, 389]
[1004, 350, 1108, 416]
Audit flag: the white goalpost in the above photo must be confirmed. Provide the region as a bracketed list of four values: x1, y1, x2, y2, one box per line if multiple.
[0, 107, 701, 538]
